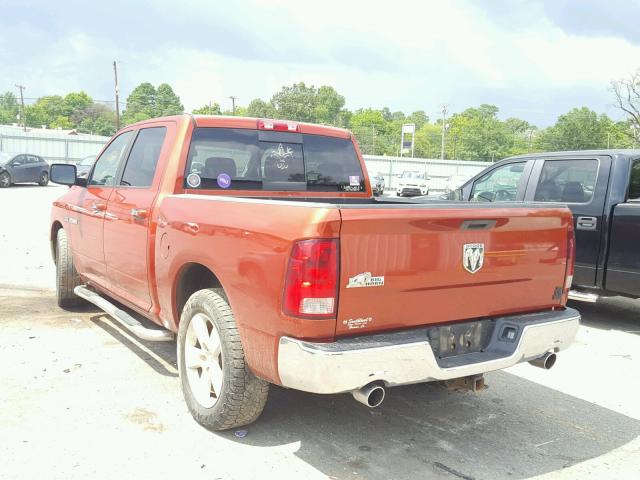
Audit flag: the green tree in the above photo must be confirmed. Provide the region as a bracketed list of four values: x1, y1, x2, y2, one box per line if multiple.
[536, 107, 611, 151]
[122, 83, 157, 124]
[63, 92, 92, 117]
[0, 92, 19, 124]
[192, 103, 222, 115]
[156, 83, 184, 116]
[246, 98, 276, 118]
[270, 82, 317, 122]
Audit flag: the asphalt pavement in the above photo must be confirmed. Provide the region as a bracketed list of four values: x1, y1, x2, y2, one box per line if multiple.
[0, 184, 638, 480]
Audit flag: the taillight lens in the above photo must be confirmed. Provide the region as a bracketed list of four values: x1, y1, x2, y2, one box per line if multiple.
[283, 239, 339, 319]
[565, 222, 576, 291]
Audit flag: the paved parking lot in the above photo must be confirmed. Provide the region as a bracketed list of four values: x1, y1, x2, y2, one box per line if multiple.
[1, 185, 639, 480]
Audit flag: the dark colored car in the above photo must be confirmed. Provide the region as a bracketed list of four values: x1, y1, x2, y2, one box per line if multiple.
[0, 152, 50, 188]
[76, 155, 97, 178]
[370, 173, 385, 196]
[455, 149, 640, 301]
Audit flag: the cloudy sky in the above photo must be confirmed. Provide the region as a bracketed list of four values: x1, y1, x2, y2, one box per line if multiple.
[1, 0, 639, 126]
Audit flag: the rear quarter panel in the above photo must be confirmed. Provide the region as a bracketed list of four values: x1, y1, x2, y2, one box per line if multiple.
[154, 195, 341, 383]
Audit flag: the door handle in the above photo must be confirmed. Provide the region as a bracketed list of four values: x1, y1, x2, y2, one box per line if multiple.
[130, 208, 148, 219]
[91, 202, 106, 212]
[576, 216, 597, 231]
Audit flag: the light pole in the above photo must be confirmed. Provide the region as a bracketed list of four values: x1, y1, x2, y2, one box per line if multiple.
[15, 84, 26, 131]
[228, 96, 238, 115]
[113, 61, 120, 130]
[440, 105, 448, 160]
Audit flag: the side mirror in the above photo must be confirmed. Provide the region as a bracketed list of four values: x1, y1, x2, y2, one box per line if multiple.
[50, 164, 84, 187]
[11, 161, 20, 167]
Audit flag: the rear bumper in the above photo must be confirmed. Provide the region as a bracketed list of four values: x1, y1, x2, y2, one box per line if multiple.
[277, 308, 580, 394]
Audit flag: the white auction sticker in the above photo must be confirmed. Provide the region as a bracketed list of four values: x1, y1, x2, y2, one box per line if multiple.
[186, 173, 201, 188]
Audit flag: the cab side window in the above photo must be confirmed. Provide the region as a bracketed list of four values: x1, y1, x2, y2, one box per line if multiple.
[120, 127, 167, 187]
[89, 131, 134, 186]
[471, 162, 525, 202]
[629, 160, 640, 201]
[534, 159, 598, 203]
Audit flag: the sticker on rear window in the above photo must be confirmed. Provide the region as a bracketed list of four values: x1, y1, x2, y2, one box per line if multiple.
[217, 173, 231, 189]
[186, 173, 201, 188]
[349, 175, 360, 186]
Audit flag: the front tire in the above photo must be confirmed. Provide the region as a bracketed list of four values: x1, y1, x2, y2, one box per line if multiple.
[0, 171, 10, 188]
[55, 229, 82, 308]
[178, 288, 269, 431]
[38, 171, 49, 186]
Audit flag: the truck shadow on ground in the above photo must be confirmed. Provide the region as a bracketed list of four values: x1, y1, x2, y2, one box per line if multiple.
[570, 297, 640, 336]
[90, 301, 640, 480]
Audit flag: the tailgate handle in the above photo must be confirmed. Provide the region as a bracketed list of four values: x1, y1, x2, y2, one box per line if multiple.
[461, 219, 497, 230]
[576, 216, 597, 231]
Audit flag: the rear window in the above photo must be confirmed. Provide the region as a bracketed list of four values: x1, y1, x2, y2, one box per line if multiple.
[184, 128, 365, 192]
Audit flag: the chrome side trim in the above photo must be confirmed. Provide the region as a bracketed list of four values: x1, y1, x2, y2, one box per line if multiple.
[74, 286, 174, 342]
[278, 312, 580, 394]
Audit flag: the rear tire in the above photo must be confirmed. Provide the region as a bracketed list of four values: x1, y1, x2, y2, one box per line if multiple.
[55, 229, 82, 308]
[38, 171, 49, 186]
[178, 288, 269, 431]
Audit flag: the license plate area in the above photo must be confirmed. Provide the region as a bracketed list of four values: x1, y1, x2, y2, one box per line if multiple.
[427, 319, 495, 359]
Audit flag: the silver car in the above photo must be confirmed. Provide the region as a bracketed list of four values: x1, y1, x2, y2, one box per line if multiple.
[0, 153, 50, 188]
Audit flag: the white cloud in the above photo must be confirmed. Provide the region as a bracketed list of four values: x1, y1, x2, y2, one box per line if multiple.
[1, 0, 639, 124]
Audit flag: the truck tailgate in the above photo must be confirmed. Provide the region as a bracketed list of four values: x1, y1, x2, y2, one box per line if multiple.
[336, 205, 571, 336]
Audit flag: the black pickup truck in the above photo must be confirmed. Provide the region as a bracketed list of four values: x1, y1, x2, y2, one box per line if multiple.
[454, 150, 640, 301]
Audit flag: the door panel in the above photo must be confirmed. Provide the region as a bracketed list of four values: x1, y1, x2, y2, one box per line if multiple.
[526, 157, 610, 287]
[10, 155, 27, 182]
[65, 130, 135, 288]
[104, 125, 169, 311]
[605, 203, 640, 296]
[27, 155, 40, 181]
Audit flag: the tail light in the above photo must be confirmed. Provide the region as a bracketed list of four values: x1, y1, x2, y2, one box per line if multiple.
[257, 119, 299, 132]
[283, 239, 339, 319]
[565, 222, 576, 292]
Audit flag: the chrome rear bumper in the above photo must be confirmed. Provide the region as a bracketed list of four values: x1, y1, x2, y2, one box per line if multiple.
[277, 308, 580, 394]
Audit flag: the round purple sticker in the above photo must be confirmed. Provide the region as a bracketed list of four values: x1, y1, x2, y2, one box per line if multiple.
[217, 173, 231, 189]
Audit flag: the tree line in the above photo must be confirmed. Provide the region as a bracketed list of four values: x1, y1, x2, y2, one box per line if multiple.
[1, 75, 639, 162]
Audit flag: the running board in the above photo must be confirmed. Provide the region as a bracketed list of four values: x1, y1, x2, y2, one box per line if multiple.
[568, 290, 599, 303]
[74, 286, 174, 342]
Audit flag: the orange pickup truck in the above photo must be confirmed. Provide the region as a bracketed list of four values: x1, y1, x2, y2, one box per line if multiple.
[49, 115, 580, 430]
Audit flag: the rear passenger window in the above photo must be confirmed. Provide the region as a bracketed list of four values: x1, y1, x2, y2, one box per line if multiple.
[534, 159, 598, 203]
[121, 127, 167, 187]
[629, 160, 640, 201]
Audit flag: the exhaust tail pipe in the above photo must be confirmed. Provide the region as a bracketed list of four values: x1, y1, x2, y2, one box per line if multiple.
[529, 352, 557, 370]
[352, 383, 386, 408]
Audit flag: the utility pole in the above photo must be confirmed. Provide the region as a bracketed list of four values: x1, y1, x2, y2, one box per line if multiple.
[113, 61, 121, 130]
[15, 84, 26, 131]
[440, 105, 448, 160]
[228, 96, 238, 115]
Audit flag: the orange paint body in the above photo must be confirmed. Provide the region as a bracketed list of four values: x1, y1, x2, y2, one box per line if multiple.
[51, 115, 574, 385]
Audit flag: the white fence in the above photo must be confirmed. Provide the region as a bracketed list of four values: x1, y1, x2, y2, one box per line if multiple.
[0, 127, 492, 192]
[0, 126, 108, 163]
[363, 155, 491, 193]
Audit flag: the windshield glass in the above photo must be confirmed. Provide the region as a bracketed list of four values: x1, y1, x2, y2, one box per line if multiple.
[401, 171, 425, 179]
[184, 128, 365, 192]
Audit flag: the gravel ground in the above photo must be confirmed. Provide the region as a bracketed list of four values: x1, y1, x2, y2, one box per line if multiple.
[0, 183, 639, 480]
